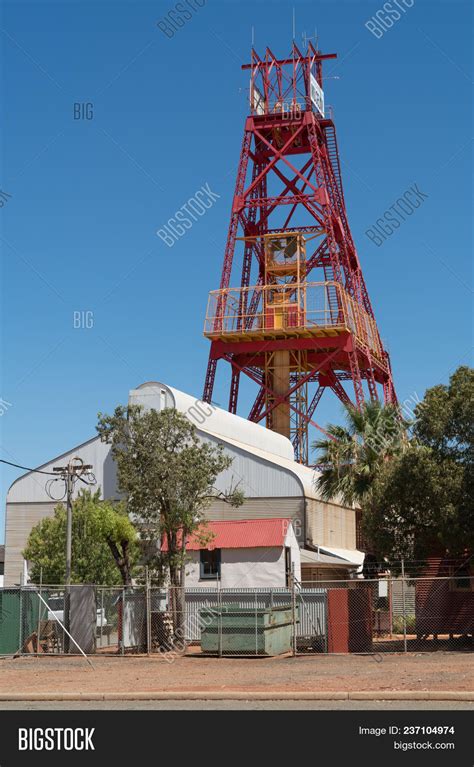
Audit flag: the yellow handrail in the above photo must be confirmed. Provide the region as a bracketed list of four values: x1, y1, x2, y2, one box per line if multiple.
[204, 282, 382, 358]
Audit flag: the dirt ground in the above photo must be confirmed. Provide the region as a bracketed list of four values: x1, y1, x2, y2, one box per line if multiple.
[0, 653, 472, 694]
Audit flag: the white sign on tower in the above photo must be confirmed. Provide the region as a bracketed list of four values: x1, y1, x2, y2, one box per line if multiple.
[251, 85, 265, 115]
[310, 73, 325, 117]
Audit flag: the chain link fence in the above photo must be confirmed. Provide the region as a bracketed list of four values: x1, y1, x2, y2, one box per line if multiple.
[0, 576, 472, 657]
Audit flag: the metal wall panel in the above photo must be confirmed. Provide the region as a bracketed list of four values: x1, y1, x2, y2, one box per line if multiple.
[306, 498, 356, 549]
[199, 433, 304, 499]
[204, 497, 305, 543]
[7, 436, 117, 504]
[4, 502, 57, 586]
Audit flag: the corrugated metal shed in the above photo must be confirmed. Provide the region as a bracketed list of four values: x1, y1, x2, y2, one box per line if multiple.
[4, 379, 360, 585]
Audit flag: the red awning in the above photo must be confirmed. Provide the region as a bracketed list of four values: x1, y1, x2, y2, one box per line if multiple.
[162, 518, 292, 551]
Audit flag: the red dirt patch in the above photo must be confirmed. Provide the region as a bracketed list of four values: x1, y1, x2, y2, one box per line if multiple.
[0, 653, 472, 695]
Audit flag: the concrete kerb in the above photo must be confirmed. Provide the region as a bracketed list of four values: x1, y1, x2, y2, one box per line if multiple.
[0, 691, 472, 702]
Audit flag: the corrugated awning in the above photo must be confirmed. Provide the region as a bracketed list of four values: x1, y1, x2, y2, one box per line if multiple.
[162, 518, 292, 551]
[300, 546, 365, 568]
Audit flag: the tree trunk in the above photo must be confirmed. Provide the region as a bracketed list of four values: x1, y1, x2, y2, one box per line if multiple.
[167, 531, 188, 651]
[168, 564, 182, 648]
[107, 538, 132, 586]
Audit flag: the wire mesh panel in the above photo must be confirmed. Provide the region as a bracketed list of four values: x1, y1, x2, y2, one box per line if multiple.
[183, 588, 221, 643]
[95, 588, 123, 652]
[194, 588, 296, 656]
[122, 587, 147, 652]
[298, 578, 474, 654]
[149, 588, 173, 652]
[392, 575, 473, 653]
[0, 589, 23, 654]
[151, 587, 188, 657]
[1, 576, 471, 656]
[0, 587, 52, 654]
[35, 589, 66, 654]
[295, 589, 327, 652]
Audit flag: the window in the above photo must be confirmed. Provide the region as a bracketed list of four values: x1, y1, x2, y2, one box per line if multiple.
[200, 549, 221, 580]
[450, 563, 472, 591]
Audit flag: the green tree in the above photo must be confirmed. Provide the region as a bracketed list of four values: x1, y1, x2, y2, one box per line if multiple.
[312, 400, 408, 505]
[364, 445, 464, 563]
[96, 406, 244, 590]
[96, 406, 244, 645]
[414, 365, 473, 463]
[366, 367, 473, 564]
[23, 489, 138, 585]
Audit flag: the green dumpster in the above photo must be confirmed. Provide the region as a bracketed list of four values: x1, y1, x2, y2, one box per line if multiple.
[199, 604, 298, 656]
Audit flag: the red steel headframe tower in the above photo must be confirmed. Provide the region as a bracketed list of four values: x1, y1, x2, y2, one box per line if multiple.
[203, 42, 396, 465]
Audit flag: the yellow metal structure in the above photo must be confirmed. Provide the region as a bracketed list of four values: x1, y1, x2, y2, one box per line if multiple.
[204, 280, 383, 361]
[204, 232, 385, 461]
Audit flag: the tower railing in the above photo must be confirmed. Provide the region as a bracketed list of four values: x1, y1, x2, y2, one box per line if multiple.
[250, 99, 334, 121]
[204, 282, 383, 360]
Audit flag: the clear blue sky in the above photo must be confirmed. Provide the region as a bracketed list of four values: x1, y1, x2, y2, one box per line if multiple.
[1, 0, 472, 540]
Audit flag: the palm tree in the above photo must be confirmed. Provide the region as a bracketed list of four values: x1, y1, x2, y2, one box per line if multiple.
[312, 401, 408, 506]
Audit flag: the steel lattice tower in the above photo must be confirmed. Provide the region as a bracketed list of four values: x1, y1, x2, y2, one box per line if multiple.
[202, 43, 397, 465]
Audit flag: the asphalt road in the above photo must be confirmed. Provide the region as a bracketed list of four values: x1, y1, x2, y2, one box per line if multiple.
[0, 700, 472, 710]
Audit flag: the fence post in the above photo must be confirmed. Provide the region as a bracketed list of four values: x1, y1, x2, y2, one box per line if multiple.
[121, 586, 125, 655]
[291, 565, 297, 657]
[217, 579, 222, 658]
[145, 567, 151, 656]
[99, 588, 104, 649]
[36, 568, 43, 655]
[19, 586, 23, 654]
[401, 557, 407, 653]
[255, 592, 258, 656]
[388, 572, 393, 638]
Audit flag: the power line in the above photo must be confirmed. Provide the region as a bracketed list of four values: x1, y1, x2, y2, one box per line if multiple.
[0, 458, 58, 475]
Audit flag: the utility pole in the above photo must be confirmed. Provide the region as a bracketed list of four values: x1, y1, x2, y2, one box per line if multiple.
[52, 457, 93, 651]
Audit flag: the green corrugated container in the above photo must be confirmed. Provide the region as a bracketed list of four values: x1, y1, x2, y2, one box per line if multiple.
[0, 589, 44, 655]
[199, 604, 298, 656]
[0, 591, 21, 654]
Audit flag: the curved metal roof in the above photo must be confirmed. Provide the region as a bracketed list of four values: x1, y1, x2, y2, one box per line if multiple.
[8, 380, 340, 505]
[131, 381, 295, 461]
[129, 381, 338, 501]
